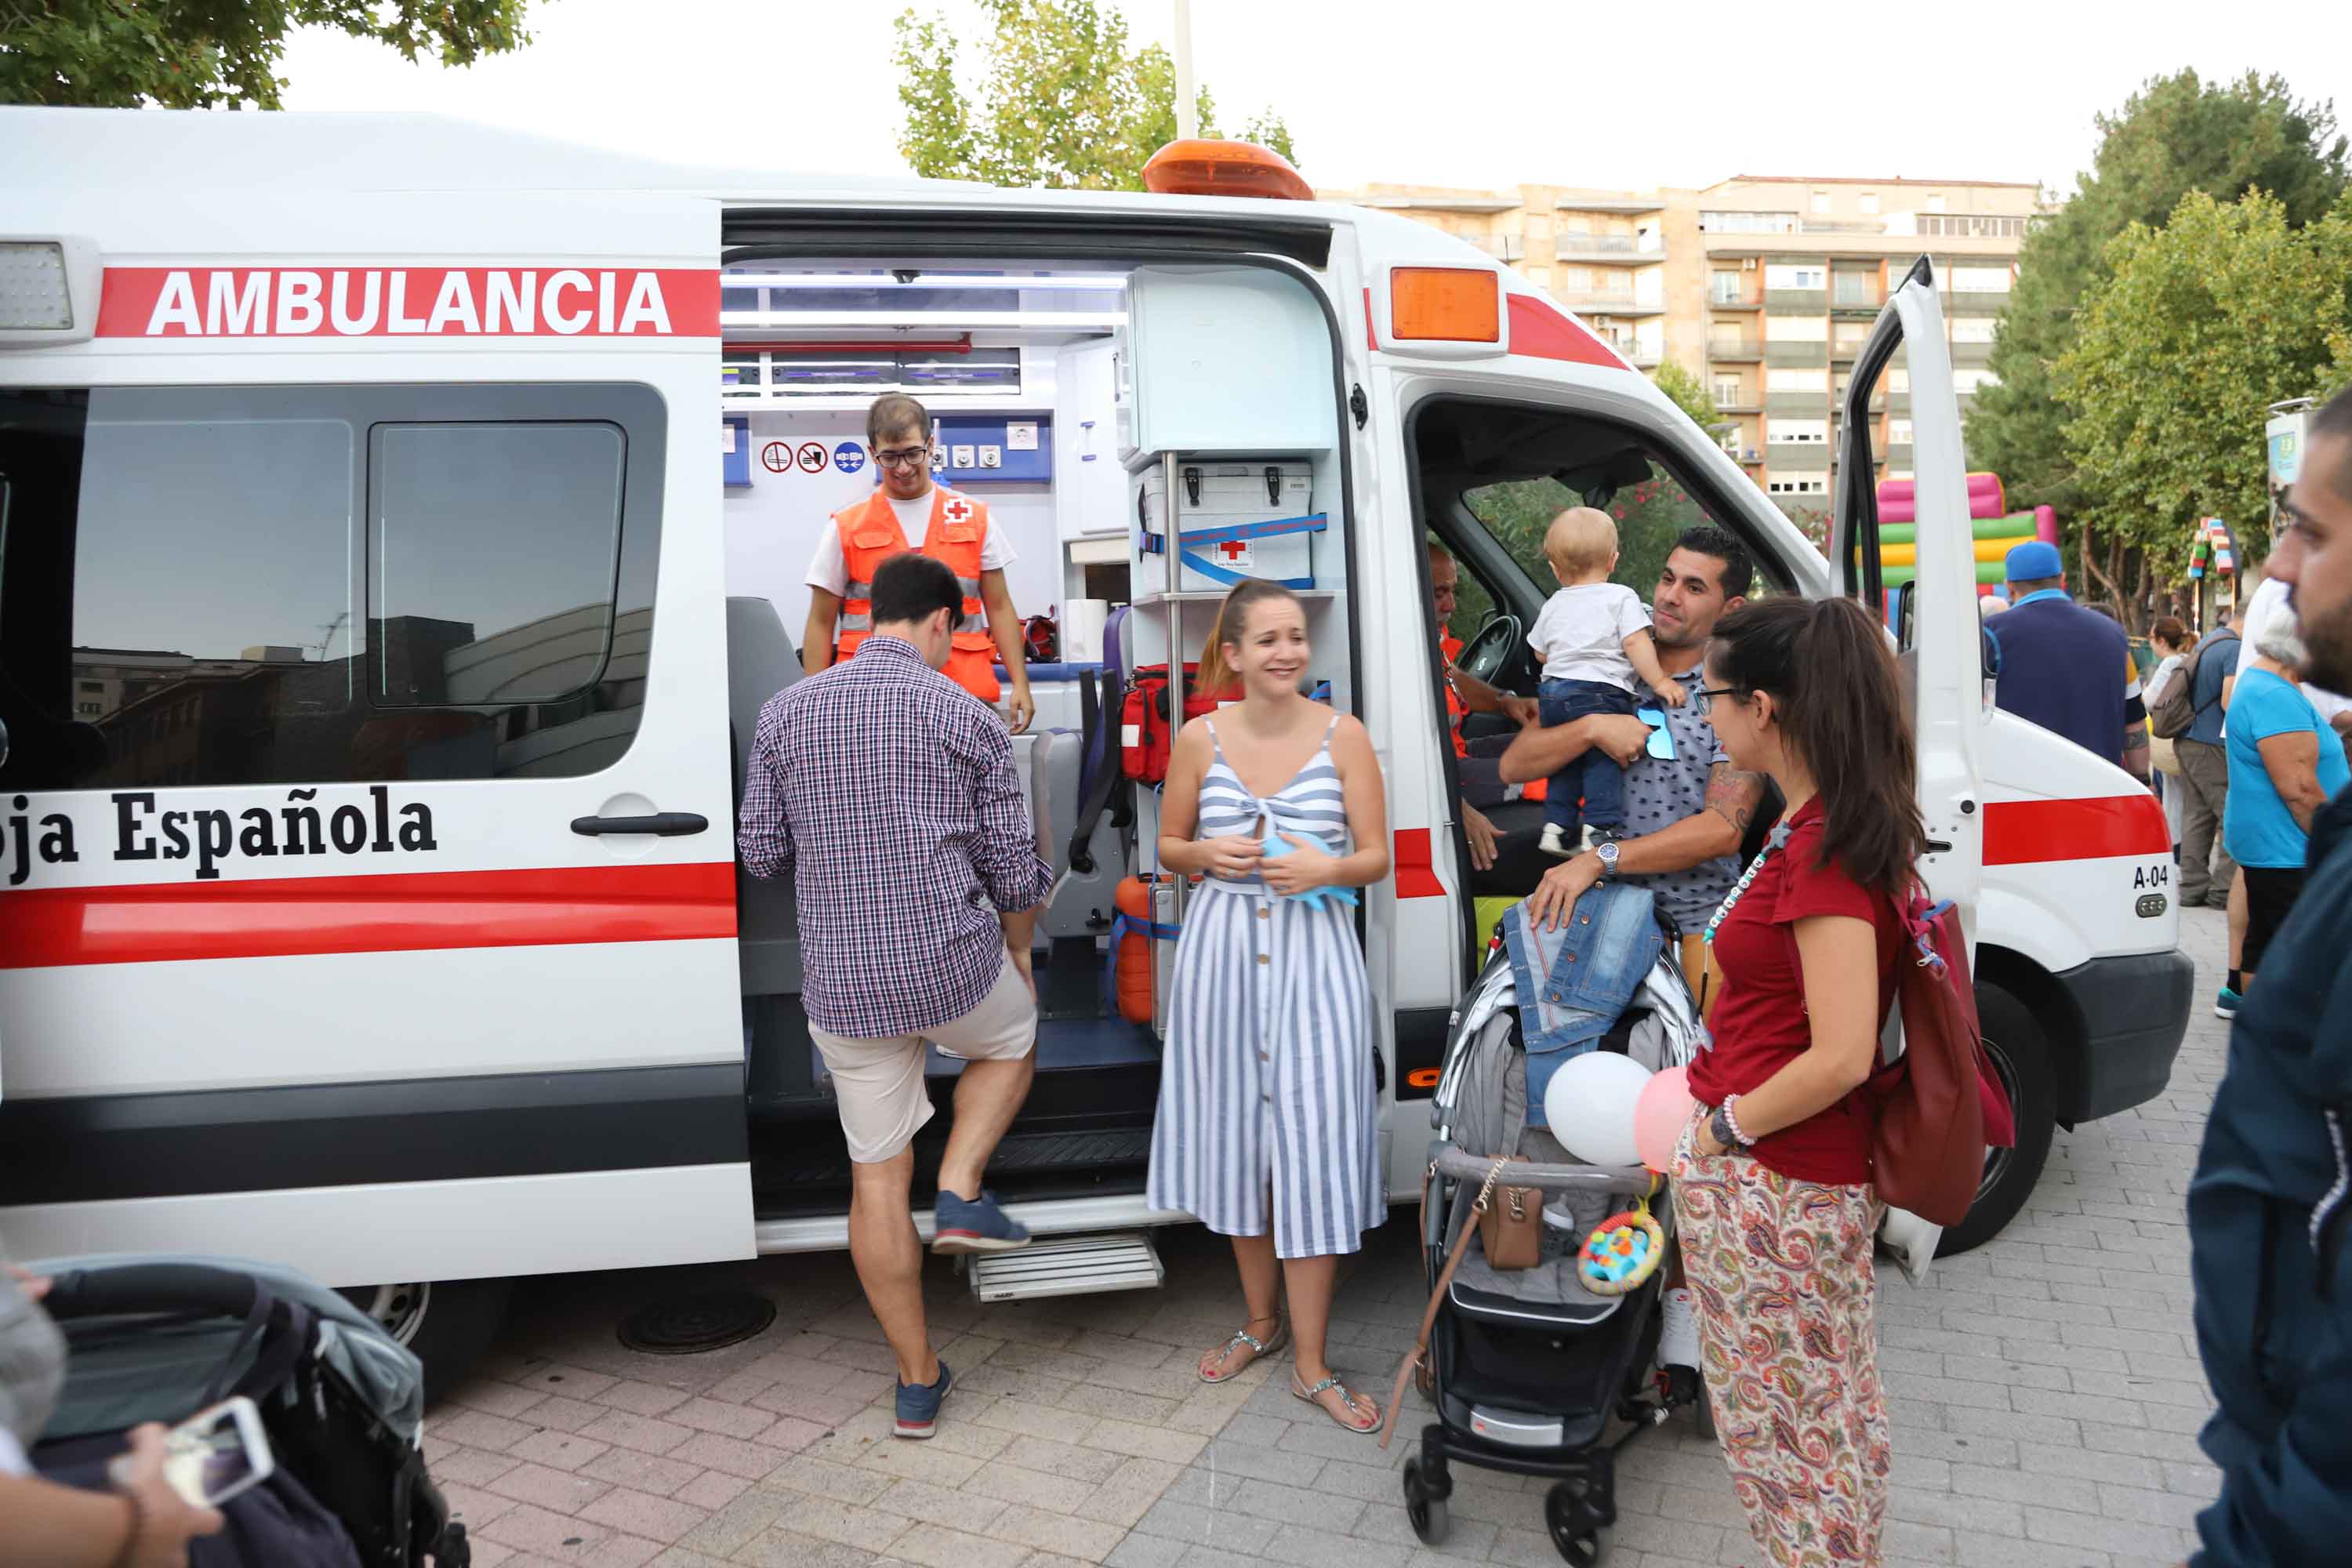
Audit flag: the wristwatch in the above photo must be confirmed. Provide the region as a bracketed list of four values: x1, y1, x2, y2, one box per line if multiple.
[1592, 840, 1621, 880]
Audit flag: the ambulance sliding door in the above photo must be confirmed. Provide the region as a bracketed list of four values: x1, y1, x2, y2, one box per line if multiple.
[0, 191, 750, 1290]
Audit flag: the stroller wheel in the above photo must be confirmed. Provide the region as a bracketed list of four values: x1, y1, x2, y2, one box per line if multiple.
[1402, 1459, 1449, 1544]
[1544, 1485, 1602, 1566]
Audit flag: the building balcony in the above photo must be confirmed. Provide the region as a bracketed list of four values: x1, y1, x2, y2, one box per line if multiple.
[1828, 290, 1885, 314]
[1799, 220, 1889, 236]
[1706, 337, 1763, 361]
[1763, 289, 1828, 311]
[1553, 234, 1663, 261]
[1829, 339, 1873, 361]
[1713, 397, 1762, 414]
[1619, 343, 1664, 367]
[1708, 290, 1764, 310]
[1559, 292, 1665, 318]
[1763, 341, 1830, 369]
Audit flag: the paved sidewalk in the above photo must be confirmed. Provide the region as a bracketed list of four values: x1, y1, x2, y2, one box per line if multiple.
[426, 907, 2230, 1568]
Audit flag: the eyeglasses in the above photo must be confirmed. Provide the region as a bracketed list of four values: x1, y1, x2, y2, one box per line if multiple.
[1690, 686, 1747, 718]
[875, 444, 932, 470]
[1633, 708, 1677, 760]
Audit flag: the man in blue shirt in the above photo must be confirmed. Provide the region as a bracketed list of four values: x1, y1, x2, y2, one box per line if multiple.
[1987, 539, 2151, 780]
[2174, 606, 2244, 909]
[2187, 383, 2352, 1568]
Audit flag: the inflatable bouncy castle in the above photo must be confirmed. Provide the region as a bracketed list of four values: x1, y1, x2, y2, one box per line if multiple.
[1875, 473, 2056, 596]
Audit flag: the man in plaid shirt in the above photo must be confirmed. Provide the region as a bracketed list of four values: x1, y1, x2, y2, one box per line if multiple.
[740, 552, 1051, 1439]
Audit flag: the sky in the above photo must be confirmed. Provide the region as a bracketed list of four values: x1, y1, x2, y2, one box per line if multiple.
[275, 0, 2352, 200]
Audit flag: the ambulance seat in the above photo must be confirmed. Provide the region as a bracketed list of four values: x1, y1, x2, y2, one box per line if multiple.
[726, 597, 811, 1107]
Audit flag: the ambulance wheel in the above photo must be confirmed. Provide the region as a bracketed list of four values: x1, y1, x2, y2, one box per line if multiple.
[1936, 982, 2055, 1258]
[1403, 1459, 1448, 1544]
[343, 1277, 512, 1403]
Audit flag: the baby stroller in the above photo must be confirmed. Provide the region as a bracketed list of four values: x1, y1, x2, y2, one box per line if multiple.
[30, 1254, 467, 1567]
[1390, 908, 1707, 1567]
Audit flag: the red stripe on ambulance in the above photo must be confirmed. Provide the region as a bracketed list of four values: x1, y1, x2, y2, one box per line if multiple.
[1982, 794, 2170, 866]
[1393, 829, 1446, 898]
[0, 862, 736, 970]
[95, 267, 720, 339]
[1505, 293, 1626, 368]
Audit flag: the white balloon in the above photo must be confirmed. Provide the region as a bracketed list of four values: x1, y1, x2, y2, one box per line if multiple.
[1542, 1051, 1656, 1167]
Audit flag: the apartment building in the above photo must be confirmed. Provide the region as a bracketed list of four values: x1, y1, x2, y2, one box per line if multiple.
[1319, 174, 2041, 499]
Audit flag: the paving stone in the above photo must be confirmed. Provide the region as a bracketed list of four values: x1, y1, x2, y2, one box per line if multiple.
[889, 1523, 1036, 1568]
[488, 1461, 616, 1513]
[982, 1503, 1129, 1563]
[771, 1491, 917, 1553]
[578, 1449, 705, 1499]
[728, 1529, 885, 1568]
[971, 1460, 1112, 1516]
[509, 1430, 615, 1473]
[995, 1433, 1132, 1486]
[576, 1486, 710, 1544]
[575, 1410, 696, 1457]
[762, 1454, 898, 1507]
[1083, 1417, 1208, 1466]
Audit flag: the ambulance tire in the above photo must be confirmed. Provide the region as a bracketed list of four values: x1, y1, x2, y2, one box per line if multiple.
[343, 1278, 513, 1403]
[1935, 982, 2054, 1258]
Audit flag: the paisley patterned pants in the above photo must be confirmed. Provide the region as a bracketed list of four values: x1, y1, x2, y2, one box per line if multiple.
[1671, 1127, 1889, 1567]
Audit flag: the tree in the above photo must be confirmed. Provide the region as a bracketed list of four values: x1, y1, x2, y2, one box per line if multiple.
[1651, 361, 1722, 436]
[1969, 71, 2347, 518]
[2053, 189, 2352, 595]
[893, 0, 1296, 191]
[1, 1, 532, 108]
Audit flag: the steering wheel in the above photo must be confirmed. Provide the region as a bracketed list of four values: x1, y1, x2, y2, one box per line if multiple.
[1457, 611, 1536, 695]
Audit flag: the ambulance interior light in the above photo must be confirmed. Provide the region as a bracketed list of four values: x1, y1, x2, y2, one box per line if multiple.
[0, 237, 100, 347]
[1141, 140, 1314, 201]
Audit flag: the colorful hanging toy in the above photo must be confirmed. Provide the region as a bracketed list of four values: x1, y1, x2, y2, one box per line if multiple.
[1577, 1196, 1667, 1297]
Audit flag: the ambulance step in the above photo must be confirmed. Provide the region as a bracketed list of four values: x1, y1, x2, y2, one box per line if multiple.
[966, 1232, 1163, 1304]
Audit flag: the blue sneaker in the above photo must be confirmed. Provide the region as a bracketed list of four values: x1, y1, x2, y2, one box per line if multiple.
[2215, 986, 2241, 1021]
[895, 1361, 953, 1440]
[932, 1189, 1030, 1254]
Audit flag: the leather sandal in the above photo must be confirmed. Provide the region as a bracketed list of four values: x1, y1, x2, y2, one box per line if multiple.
[1291, 1370, 1381, 1432]
[1198, 1314, 1289, 1384]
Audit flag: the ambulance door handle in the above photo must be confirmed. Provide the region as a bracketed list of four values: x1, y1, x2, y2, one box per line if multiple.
[570, 812, 710, 837]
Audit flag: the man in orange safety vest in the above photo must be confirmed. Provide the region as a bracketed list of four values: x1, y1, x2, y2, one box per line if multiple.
[803, 394, 1034, 731]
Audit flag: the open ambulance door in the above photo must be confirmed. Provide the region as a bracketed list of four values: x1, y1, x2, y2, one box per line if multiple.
[1832, 256, 1984, 920]
[1831, 257, 1989, 1265]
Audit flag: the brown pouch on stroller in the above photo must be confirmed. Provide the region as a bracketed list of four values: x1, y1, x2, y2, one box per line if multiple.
[1477, 1159, 1544, 1270]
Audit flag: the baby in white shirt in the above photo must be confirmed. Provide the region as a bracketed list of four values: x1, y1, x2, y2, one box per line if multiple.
[1528, 506, 1683, 858]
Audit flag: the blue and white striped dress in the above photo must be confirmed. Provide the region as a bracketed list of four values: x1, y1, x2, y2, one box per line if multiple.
[1147, 717, 1386, 1258]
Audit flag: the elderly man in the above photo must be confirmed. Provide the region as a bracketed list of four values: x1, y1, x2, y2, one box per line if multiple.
[1986, 539, 2150, 783]
[2187, 383, 2352, 1568]
[741, 553, 1051, 1442]
[1429, 543, 1541, 871]
[1498, 527, 1768, 1007]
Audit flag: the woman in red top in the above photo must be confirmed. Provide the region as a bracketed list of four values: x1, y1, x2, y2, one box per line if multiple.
[1671, 595, 1923, 1568]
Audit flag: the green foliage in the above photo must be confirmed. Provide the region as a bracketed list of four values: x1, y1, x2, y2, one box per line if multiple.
[1, 0, 532, 109]
[1452, 467, 1713, 644]
[2054, 188, 2352, 579]
[1970, 69, 2348, 517]
[892, 0, 1296, 191]
[1650, 361, 1722, 435]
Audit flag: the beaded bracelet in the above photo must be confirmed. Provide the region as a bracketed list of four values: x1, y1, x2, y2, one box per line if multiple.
[1720, 1093, 1756, 1149]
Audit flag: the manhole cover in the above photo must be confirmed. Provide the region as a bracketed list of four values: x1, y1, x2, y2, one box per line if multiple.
[617, 1291, 775, 1356]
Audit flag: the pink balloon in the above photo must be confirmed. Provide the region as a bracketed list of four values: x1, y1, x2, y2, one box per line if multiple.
[1634, 1065, 1697, 1174]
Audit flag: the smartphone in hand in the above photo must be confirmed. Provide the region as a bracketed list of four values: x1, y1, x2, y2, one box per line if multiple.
[111, 1396, 275, 1508]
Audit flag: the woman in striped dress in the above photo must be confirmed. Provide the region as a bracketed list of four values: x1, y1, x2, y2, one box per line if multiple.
[1146, 577, 1391, 1432]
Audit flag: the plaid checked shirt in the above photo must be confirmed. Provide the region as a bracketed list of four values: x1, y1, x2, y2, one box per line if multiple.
[738, 635, 1052, 1039]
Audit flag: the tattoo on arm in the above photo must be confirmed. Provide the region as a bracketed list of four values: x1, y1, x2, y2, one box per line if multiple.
[1705, 764, 1765, 835]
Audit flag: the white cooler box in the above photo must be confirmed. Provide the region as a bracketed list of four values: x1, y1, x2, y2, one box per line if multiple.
[1136, 461, 1325, 593]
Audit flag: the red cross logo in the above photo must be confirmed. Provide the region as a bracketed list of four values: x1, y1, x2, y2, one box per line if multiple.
[942, 496, 975, 524]
[1218, 540, 1250, 561]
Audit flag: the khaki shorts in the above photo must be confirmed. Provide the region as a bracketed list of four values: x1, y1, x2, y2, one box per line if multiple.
[808, 954, 1036, 1164]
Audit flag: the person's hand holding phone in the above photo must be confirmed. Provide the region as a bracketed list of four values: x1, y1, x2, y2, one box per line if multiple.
[111, 1423, 227, 1568]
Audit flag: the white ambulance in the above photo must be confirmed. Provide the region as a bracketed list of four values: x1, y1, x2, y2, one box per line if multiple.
[0, 111, 2191, 1387]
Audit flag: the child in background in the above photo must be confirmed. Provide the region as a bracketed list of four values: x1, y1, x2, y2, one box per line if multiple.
[1530, 507, 1684, 858]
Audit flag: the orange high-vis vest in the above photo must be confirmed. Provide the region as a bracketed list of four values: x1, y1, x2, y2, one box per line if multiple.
[833, 485, 1001, 703]
[1442, 629, 1544, 800]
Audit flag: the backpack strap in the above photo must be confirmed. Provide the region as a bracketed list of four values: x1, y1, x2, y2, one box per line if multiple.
[1380, 1158, 1508, 1449]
